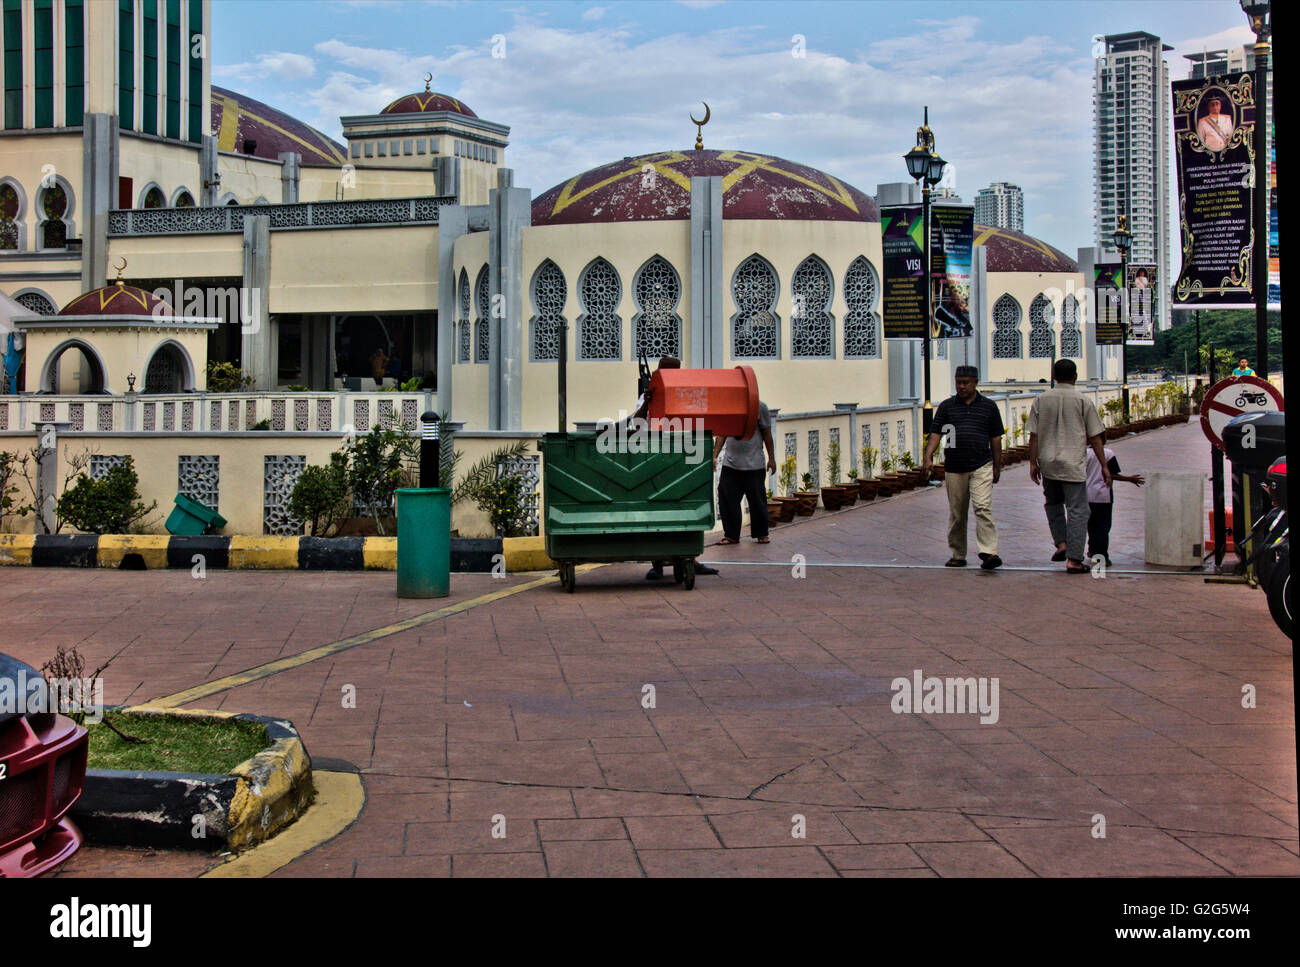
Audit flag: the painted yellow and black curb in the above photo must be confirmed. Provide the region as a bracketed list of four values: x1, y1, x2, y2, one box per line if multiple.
[0, 534, 504, 571]
[71, 706, 314, 853]
[502, 535, 557, 572]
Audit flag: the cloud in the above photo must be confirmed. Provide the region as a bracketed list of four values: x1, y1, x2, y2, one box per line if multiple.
[285, 14, 1097, 252]
[215, 51, 315, 82]
[675, 0, 725, 8]
[582, 6, 608, 20]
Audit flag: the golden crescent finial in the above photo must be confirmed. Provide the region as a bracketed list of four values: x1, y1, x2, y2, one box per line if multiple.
[113, 257, 127, 284]
[424, 72, 433, 92]
[690, 101, 711, 151]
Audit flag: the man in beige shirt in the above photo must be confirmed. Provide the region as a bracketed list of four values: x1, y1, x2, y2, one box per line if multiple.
[1027, 359, 1111, 572]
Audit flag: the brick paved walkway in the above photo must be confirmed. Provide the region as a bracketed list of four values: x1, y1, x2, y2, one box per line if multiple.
[10, 422, 1295, 877]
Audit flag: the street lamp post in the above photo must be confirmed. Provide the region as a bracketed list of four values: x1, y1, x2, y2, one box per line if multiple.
[904, 107, 947, 436]
[1112, 214, 1132, 423]
[1240, 0, 1271, 378]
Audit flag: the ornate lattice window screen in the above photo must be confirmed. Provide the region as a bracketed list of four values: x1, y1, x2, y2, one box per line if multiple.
[577, 258, 622, 360]
[90, 455, 129, 481]
[1028, 294, 1055, 358]
[179, 456, 220, 511]
[530, 260, 566, 361]
[784, 432, 796, 460]
[791, 256, 834, 358]
[15, 292, 56, 315]
[1060, 294, 1082, 358]
[807, 430, 820, 489]
[264, 456, 306, 535]
[457, 269, 471, 363]
[475, 266, 490, 363]
[145, 347, 180, 393]
[633, 256, 682, 360]
[843, 256, 880, 358]
[992, 295, 1022, 359]
[731, 255, 780, 358]
[496, 455, 541, 537]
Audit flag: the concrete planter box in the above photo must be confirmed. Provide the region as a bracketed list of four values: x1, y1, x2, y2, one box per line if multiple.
[72, 708, 313, 852]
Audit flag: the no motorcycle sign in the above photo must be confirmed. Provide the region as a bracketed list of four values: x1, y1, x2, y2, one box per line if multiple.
[1199, 375, 1284, 450]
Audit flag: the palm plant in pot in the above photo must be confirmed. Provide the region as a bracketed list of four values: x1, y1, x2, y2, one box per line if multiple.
[877, 449, 902, 495]
[766, 487, 783, 527]
[858, 445, 880, 499]
[898, 450, 920, 489]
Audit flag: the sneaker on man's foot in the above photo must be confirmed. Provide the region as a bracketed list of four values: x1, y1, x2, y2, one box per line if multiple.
[695, 564, 720, 576]
[945, 558, 967, 567]
[979, 553, 1003, 571]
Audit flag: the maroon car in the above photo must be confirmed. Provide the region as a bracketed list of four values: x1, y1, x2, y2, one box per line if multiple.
[0, 654, 88, 877]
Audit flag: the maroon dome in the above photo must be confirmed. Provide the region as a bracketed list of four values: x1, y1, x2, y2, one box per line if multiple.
[381, 91, 477, 117]
[211, 86, 347, 167]
[975, 224, 1078, 273]
[532, 149, 878, 226]
[59, 282, 172, 317]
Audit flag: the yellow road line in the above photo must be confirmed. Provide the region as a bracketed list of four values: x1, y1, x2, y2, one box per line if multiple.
[200, 771, 364, 879]
[148, 570, 573, 708]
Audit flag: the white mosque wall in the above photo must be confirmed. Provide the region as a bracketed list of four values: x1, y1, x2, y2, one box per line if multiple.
[449, 230, 492, 428]
[517, 221, 692, 427]
[299, 165, 439, 203]
[119, 134, 203, 207]
[983, 270, 1091, 384]
[107, 232, 243, 281]
[266, 225, 438, 315]
[213, 151, 286, 206]
[0, 131, 84, 252]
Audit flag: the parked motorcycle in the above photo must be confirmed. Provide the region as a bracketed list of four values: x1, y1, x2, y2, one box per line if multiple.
[1239, 455, 1290, 637]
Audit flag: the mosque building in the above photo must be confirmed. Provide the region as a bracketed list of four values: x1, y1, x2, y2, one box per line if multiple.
[2, 0, 1113, 440]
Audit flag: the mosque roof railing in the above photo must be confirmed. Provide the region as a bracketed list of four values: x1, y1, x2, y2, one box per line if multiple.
[108, 196, 457, 237]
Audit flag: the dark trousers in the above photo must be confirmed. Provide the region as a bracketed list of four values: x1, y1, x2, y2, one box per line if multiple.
[1087, 501, 1113, 559]
[718, 466, 769, 540]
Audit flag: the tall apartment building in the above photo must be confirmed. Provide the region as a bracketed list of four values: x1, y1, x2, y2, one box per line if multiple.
[973, 182, 1023, 231]
[1094, 31, 1172, 330]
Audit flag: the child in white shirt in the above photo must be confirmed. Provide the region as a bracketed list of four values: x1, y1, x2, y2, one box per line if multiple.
[1085, 447, 1146, 566]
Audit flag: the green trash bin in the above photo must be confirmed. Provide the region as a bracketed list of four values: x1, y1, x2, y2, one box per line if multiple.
[165, 493, 228, 536]
[541, 430, 714, 590]
[396, 487, 451, 598]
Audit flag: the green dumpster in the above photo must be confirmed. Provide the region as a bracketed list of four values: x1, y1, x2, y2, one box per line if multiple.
[542, 430, 714, 591]
[165, 493, 227, 535]
[396, 487, 451, 598]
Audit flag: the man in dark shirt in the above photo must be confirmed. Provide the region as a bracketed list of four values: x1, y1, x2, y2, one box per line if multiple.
[923, 365, 1005, 569]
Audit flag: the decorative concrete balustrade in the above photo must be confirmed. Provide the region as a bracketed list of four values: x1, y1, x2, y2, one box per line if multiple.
[0, 392, 435, 434]
[106, 196, 454, 237]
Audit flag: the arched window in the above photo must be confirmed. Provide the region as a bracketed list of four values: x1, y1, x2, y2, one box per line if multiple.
[1029, 293, 1055, 358]
[457, 268, 471, 363]
[38, 182, 68, 249]
[992, 294, 1022, 359]
[14, 290, 57, 315]
[173, 190, 195, 208]
[144, 343, 187, 393]
[1, 181, 21, 250]
[843, 255, 880, 359]
[1059, 294, 1082, 358]
[142, 186, 166, 208]
[529, 259, 566, 362]
[632, 255, 681, 361]
[790, 255, 834, 359]
[731, 254, 779, 359]
[577, 257, 621, 360]
[474, 266, 490, 364]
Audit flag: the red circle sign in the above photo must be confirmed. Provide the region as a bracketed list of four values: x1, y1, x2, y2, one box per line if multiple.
[1200, 375, 1284, 450]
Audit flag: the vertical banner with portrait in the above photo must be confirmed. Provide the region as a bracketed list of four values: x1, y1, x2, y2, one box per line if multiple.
[1171, 75, 1256, 308]
[1268, 138, 1280, 308]
[1125, 263, 1157, 346]
[930, 205, 975, 338]
[880, 205, 926, 339]
[1094, 263, 1124, 346]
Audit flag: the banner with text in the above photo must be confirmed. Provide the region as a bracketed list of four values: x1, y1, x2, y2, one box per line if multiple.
[1171, 75, 1257, 308]
[1126, 262, 1157, 346]
[880, 204, 927, 339]
[1094, 263, 1124, 346]
[930, 204, 975, 338]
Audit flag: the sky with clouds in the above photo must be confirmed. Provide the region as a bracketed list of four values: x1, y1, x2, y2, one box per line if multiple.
[211, 0, 1256, 256]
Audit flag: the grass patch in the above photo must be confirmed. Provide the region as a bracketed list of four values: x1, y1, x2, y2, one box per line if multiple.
[87, 713, 269, 774]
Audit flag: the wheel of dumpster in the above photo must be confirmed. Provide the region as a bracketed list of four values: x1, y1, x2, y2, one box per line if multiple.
[672, 561, 685, 584]
[682, 558, 695, 591]
[560, 562, 576, 593]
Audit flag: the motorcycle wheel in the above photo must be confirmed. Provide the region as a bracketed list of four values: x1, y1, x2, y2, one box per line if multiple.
[1265, 548, 1291, 639]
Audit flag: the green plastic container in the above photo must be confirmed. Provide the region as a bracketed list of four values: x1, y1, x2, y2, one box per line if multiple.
[165, 493, 227, 535]
[396, 487, 451, 598]
[542, 430, 714, 572]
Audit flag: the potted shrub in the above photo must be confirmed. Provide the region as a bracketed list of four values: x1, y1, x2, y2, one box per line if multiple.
[766, 488, 783, 527]
[774, 456, 800, 520]
[898, 451, 920, 489]
[793, 472, 819, 515]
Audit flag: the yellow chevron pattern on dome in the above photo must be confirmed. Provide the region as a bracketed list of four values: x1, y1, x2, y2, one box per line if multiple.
[61, 285, 155, 315]
[973, 225, 1055, 261]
